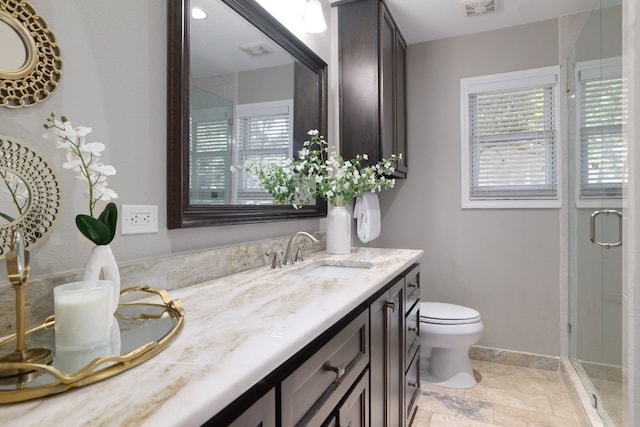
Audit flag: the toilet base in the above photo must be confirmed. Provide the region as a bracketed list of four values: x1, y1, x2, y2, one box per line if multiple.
[422, 348, 477, 389]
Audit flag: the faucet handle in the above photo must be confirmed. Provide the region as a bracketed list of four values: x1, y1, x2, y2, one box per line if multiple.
[266, 250, 283, 269]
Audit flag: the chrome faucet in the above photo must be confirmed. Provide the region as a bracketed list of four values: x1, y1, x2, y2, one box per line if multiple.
[284, 232, 319, 265]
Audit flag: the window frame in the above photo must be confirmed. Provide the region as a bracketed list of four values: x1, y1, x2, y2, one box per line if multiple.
[460, 66, 562, 209]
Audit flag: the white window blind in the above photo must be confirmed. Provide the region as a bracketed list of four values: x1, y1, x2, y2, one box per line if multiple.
[577, 58, 626, 200]
[235, 101, 293, 202]
[190, 108, 232, 205]
[461, 66, 560, 208]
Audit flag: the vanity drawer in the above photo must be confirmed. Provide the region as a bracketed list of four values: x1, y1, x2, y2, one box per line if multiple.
[404, 265, 420, 314]
[281, 310, 369, 427]
[405, 301, 420, 362]
[405, 350, 420, 424]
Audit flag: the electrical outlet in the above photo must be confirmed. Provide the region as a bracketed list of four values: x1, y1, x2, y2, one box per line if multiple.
[121, 204, 158, 235]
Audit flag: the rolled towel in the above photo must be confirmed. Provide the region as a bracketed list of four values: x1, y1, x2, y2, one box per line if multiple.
[354, 192, 381, 243]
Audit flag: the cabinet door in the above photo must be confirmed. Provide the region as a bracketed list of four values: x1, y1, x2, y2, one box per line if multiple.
[228, 388, 276, 427]
[380, 4, 396, 165]
[369, 278, 405, 427]
[394, 31, 408, 177]
[337, 370, 370, 427]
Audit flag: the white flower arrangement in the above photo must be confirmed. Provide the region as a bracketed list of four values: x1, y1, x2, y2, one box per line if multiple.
[43, 113, 119, 245]
[238, 130, 400, 208]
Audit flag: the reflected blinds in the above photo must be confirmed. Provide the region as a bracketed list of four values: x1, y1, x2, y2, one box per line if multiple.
[236, 103, 292, 199]
[190, 109, 231, 204]
[578, 60, 626, 199]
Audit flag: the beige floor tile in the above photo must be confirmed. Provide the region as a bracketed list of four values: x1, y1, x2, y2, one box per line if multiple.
[493, 403, 580, 427]
[429, 413, 495, 427]
[412, 360, 581, 427]
[549, 396, 579, 420]
[464, 385, 553, 414]
[412, 406, 433, 426]
[416, 390, 494, 424]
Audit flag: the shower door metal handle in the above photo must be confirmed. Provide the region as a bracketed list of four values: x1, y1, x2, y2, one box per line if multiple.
[590, 209, 622, 249]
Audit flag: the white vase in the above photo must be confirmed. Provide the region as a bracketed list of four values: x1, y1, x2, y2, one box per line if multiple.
[80, 244, 120, 313]
[327, 205, 352, 255]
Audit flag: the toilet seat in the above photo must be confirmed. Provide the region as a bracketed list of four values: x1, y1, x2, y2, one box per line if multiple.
[420, 302, 481, 325]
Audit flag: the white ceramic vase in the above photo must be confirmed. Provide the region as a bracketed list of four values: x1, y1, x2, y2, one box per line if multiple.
[80, 244, 120, 312]
[327, 205, 352, 255]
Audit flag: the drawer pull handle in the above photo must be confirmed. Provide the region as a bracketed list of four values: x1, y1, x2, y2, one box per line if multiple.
[326, 362, 346, 379]
[408, 381, 418, 388]
[408, 325, 418, 332]
[386, 299, 399, 313]
[407, 282, 417, 289]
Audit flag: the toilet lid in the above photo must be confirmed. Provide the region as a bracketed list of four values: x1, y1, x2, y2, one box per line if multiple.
[420, 302, 481, 325]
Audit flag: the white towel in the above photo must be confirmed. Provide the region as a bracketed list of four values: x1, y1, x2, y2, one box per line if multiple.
[354, 192, 381, 243]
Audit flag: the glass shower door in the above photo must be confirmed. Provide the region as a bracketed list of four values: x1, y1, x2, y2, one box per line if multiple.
[568, 1, 625, 425]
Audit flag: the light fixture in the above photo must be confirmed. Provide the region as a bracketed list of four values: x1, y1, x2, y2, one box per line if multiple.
[303, 0, 327, 33]
[191, 7, 207, 20]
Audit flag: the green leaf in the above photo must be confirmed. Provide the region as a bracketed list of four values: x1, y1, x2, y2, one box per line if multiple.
[97, 202, 118, 244]
[76, 214, 111, 245]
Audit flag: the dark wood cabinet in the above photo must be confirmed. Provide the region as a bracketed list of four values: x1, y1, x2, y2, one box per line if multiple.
[281, 311, 369, 426]
[227, 388, 276, 427]
[369, 264, 420, 427]
[336, 0, 408, 178]
[370, 277, 405, 426]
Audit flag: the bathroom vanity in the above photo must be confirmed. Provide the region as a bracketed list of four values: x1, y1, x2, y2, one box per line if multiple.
[0, 247, 422, 426]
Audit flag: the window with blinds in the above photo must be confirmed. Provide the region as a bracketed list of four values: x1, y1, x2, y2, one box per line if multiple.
[577, 58, 626, 201]
[235, 101, 293, 203]
[190, 108, 232, 205]
[460, 66, 561, 208]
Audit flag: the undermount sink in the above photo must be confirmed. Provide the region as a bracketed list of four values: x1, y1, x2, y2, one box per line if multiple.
[293, 261, 373, 279]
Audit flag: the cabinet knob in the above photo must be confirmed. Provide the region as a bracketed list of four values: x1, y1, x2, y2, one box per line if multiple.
[408, 325, 418, 332]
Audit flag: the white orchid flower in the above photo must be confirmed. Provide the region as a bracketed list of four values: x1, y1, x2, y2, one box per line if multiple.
[81, 141, 106, 156]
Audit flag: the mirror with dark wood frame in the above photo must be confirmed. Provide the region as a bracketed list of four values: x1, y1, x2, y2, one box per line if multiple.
[167, 0, 328, 228]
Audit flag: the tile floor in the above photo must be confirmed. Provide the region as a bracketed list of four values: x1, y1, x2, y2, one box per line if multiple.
[413, 358, 581, 426]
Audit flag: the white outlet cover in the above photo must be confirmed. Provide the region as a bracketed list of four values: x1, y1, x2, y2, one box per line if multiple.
[121, 204, 159, 235]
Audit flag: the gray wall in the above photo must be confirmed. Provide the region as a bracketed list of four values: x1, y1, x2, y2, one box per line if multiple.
[378, 19, 563, 356]
[0, 0, 331, 280]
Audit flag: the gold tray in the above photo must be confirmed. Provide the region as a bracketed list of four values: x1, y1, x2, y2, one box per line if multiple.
[0, 286, 184, 403]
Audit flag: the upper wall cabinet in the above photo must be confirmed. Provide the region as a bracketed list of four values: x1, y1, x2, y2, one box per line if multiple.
[335, 0, 408, 179]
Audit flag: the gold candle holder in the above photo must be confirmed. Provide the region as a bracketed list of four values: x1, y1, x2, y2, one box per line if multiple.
[0, 229, 52, 377]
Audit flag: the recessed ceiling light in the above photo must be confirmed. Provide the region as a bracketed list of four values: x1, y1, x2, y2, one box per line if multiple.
[192, 8, 207, 20]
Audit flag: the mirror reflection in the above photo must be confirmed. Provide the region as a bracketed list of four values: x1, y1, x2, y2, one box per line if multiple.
[0, 169, 30, 225]
[190, 0, 297, 206]
[0, 17, 27, 72]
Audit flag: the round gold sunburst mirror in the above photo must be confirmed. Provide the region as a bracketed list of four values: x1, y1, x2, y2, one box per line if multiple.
[0, 135, 61, 258]
[0, 1, 62, 108]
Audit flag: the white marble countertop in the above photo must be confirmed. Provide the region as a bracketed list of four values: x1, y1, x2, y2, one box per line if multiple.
[0, 247, 422, 426]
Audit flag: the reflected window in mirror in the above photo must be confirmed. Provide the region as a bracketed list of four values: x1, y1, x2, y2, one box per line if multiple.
[168, 0, 327, 228]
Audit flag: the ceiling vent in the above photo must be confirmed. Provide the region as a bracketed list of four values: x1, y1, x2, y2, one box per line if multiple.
[461, 0, 500, 17]
[239, 42, 274, 57]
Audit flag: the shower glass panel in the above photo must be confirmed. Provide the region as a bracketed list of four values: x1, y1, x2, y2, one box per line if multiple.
[190, 88, 234, 205]
[567, 1, 624, 425]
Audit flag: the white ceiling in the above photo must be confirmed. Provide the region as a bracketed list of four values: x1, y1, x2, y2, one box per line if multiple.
[383, 0, 600, 44]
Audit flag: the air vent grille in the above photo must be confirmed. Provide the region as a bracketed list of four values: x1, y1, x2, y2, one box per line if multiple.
[239, 42, 274, 57]
[462, 0, 499, 16]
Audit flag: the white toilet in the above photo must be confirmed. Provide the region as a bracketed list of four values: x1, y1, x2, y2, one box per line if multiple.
[420, 302, 483, 389]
